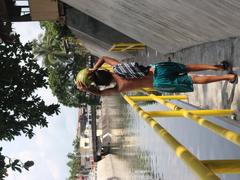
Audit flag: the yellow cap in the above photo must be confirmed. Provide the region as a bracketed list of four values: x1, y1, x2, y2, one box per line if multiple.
[75, 68, 92, 86]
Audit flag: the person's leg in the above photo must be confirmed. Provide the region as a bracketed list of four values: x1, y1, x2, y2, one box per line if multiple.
[185, 64, 224, 72]
[191, 74, 236, 84]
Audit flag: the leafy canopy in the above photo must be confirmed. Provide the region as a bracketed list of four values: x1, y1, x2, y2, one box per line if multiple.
[34, 21, 99, 107]
[0, 34, 60, 178]
[0, 34, 60, 141]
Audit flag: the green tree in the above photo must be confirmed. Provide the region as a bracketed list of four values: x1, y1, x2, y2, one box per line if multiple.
[0, 34, 60, 141]
[47, 54, 99, 107]
[67, 136, 92, 179]
[0, 148, 34, 179]
[32, 38, 71, 66]
[32, 21, 72, 66]
[72, 138, 80, 150]
[34, 21, 100, 107]
[0, 34, 60, 178]
[0, 20, 14, 44]
[66, 138, 82, 180]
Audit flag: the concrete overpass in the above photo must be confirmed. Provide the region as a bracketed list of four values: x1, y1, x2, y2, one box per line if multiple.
[61, 0, 240, 54]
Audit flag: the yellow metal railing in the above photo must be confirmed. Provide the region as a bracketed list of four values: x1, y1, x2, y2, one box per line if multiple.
[109, 43, 145, 52]
[121, 92, 240, 180]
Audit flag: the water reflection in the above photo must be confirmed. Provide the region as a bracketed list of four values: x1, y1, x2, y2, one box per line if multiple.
[107, 96, 240, 180]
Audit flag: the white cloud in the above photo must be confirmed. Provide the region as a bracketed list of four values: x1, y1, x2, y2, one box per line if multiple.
[12, 22, 44, 44]
[64, 108, 78, 135]
[46, 160, 61, 180]
[17, 150, 35, 161]
[34, 132, 51, 152]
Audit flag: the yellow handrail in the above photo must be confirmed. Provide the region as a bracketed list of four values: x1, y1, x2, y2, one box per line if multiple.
[109, 43, 145, 52]
[121, 92, 240, 179]
[148, 94, 239, 146]
[122, 94, 219, 180]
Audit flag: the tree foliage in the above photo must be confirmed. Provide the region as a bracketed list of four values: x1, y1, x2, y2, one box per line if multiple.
[67, 138, 81, 180]
[0, 20, 14, 44]
[47, 54, 99, 107]
[33, 21, 100, 107]
[0, 34, 60, 178]
[67, 137, 92, 179]
[32, 21, 72, 66]
[67, 137, 88, 180]
[0, 34, 60, 141]
[0, 148, 34, 179]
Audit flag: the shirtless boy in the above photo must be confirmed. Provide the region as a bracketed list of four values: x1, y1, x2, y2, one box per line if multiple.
[76, 56, 238, 96]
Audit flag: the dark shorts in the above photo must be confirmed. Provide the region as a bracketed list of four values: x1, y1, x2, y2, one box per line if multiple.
[152, 62, 193, 93]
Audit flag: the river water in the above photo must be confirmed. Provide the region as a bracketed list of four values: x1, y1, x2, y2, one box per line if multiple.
[107, 96, 240, 180]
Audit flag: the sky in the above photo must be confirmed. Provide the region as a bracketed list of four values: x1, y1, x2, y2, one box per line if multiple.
[1, 22, 78, 180]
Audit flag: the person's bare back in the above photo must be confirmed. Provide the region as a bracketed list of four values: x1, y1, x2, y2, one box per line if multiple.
[111, 71, 154, 92]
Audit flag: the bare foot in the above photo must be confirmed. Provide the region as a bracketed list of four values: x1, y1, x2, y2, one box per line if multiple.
[229, 73, 238, 84]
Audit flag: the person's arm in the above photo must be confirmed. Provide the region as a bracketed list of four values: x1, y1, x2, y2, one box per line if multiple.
[91, 56, 120, 72]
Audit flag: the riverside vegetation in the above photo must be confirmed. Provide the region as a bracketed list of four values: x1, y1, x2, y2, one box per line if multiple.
[0, 21, 99, 178]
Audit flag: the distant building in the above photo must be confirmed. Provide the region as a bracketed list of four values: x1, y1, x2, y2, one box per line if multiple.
[79, 133, 93, 176]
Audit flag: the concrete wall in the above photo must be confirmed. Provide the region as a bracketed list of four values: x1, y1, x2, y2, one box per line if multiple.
[97, 154, 131, 179]
[61, 0, 240, 54]
[99, 96, 125, 147]
[66, 7, 138, 46]
[68, 26, 132, 59]
[65, 6, 136, 59]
